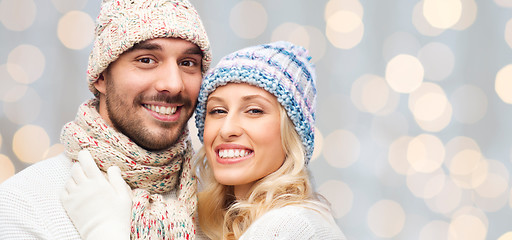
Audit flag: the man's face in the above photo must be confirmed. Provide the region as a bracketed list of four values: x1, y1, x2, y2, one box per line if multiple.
[94, 37, 203, 151]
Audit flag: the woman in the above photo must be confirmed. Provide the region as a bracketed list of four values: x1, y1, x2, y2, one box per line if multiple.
[193, 41, 345, 239]
[61, 41, 345, 239]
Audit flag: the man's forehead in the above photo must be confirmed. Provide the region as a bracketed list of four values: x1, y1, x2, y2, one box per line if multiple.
[126, 38, 202, 55]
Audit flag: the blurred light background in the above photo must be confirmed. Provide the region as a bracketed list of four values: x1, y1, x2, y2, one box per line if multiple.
[1, 0, 512, 239]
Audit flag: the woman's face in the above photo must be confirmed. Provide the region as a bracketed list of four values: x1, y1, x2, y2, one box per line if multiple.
[203, 83, 285, 199]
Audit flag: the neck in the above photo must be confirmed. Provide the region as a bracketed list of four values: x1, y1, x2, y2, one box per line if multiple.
[233, 183, 253, 200]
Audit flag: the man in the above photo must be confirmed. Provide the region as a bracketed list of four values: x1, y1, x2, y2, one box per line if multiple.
[0, 0, 211, 239]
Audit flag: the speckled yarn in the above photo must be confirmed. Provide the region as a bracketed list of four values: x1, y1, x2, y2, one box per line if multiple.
[61, 99, 197, 239]
[87, 0, 211, 96]
[194, 41, 317, 163]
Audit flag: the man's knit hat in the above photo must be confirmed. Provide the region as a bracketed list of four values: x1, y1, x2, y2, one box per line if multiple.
[194, 41, 317, 164]
[87, 0, 211, 95]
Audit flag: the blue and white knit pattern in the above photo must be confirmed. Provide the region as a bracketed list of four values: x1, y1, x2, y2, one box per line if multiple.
[194, 41, 317, 163]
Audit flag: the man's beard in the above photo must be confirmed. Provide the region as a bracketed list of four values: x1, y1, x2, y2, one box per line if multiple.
[105, 84, 193, 151]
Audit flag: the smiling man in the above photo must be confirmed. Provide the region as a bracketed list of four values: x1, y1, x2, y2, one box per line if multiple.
[0, 0, 210, 239]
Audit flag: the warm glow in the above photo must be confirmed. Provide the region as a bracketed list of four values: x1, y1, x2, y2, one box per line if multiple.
[367, 200, 405, 238]
[386, 54, 424, 93]
[58, 11, 95, 50]
[495, 64, 512, 104]
[12, 125, 50, 163]
[230, 1, 267, 39]
[423, 0, 462, 29]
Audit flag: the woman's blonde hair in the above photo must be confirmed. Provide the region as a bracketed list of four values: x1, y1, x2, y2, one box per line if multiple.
[194, 106, 327, 240]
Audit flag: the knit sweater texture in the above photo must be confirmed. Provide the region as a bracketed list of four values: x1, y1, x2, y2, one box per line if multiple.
[240, 205, 346, 240]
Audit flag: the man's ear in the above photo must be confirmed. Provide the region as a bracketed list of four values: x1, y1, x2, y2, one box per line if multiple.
[94, 73, 107, 94]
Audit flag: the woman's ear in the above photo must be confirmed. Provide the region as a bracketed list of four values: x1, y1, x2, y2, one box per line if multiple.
[94, 73, 107, 94]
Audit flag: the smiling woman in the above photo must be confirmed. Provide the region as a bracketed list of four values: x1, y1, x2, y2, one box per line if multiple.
[193, 41, 346, 240]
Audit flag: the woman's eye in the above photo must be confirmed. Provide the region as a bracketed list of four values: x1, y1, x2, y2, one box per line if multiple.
[208, 109, 226, 115]
[247, 108, 263, 114]
[138, 58, 155, 64]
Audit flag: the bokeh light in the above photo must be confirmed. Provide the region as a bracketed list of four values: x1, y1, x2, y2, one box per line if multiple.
[43, 144, 65, 160]
[367, 199, 405, 238]
[12, 125, 51, 164]
[7, 44, 45, 84]
[419, 220, 450, 240]
[351, 74, 393, 114]
[317, 180, 353, 219]
[386, 54, 424, 93]
[271, 23, 327, 62]
[311, 127, 324, 162]
[0, 0, 36, 31]
[494, 0, 512, 8]
[495, 64, 512, 104]
[388, 136, 414, 175]
[0, 154, 15, 184]
[412, 1, 445, 37]
[506, 19, 512, 49]
[324, 0, 363, 20]
[448, 214, 487, 240]
[498, 232, 512, 240]
[58, 11, 95, 50]
[407, 134, 445, 173]
[409, 82, 453, 132]
[424, 178, 462, 214]
[323, 129, 360, 168]
[451, 0, 477, 30]
[406, 169, 446, 198]
[229, 1, 267, 39]
[423, 0, 462, 29]
[324, 0, 364, 50]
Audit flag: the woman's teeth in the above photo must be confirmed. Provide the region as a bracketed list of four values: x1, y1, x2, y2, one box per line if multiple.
[144, 104, 177, 115]
[218, 149, 251, 158]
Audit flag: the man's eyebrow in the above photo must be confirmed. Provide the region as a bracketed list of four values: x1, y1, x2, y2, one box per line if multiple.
[125, 41, 203, 57]
[184, 46, 203, 57]
[126, 41, 162, 52]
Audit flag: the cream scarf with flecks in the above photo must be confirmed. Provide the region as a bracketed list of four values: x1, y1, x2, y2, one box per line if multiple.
[60, 99, 197, 240]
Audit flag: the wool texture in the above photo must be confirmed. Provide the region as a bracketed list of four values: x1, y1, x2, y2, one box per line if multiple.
[60, 99, 197, 240]
[87, 0, 211, 95]
[194, 41, 317, 163]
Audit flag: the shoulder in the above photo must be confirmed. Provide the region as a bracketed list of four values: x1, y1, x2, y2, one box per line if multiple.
[241, 205, 346, 240]
[0, 154, 75, 239]
[0, 153, 72, 209]
[0, 153, 71, 191]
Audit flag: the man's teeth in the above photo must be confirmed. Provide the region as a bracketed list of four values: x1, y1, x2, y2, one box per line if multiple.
[144, 104, 177, 115]
[218, 149, 251, 158]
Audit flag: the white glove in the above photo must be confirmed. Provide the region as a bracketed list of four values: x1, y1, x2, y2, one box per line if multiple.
[61, 150, 132, 240]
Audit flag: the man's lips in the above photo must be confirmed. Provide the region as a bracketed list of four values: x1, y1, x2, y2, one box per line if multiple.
[142, 103, 178, 115]
[142, 103, 182, 121]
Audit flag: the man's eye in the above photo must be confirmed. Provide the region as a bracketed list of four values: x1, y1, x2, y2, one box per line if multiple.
[138, 58, 155, 64]
[180, 60, 196, 67]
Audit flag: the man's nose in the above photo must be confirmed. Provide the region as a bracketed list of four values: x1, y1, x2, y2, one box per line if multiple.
[154, 62, 184, 95]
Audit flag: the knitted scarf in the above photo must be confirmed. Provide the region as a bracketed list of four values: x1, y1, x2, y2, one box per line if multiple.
[60, 99, 197, 240]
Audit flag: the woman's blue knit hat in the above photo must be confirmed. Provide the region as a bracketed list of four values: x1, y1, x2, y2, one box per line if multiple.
[194, 41, 317, 164]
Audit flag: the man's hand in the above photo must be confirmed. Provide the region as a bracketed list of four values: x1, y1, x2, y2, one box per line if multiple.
[61, 150, 132, 240]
